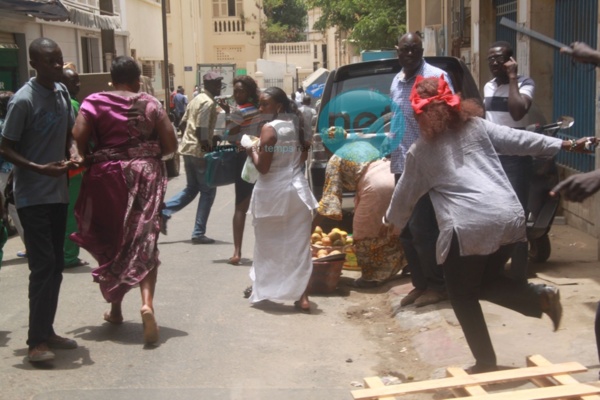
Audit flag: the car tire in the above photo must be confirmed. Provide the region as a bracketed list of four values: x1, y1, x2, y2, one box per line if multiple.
[165, 152, 181, 177]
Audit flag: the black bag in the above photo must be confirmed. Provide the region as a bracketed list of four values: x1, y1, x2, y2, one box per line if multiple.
[204, 145, 238, 187]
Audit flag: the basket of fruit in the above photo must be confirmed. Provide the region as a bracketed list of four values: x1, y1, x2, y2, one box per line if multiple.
[310, 226, 353, 258]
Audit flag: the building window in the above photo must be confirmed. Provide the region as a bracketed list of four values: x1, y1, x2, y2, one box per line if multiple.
[212, 0, 242, 17]
[81, 37, 101, 73]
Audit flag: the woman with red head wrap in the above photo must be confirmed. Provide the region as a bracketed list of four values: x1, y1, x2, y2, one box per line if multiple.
[383, 76, 596, 373]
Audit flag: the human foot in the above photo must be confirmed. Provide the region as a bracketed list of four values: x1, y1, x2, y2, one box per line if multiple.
[141, 306, 159, 344]
[228, 255, 241, 265]
[294, 296, 311, 313]
[103, 311, 124, 325]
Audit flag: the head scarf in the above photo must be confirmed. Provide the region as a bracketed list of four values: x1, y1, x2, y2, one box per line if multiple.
[409, 75, 460, 114]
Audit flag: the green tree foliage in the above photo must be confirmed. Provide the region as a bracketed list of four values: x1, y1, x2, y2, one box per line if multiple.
[306, 0, 406, 51]
[261, 0, 308, 44]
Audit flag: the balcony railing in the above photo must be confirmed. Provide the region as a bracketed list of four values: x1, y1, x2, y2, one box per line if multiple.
[213, 18, 245, 33]
[267, 43, 311, 55]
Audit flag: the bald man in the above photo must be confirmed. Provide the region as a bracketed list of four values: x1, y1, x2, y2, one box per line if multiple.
[388, 32, 454, 307]
[0, 38, 79, 363]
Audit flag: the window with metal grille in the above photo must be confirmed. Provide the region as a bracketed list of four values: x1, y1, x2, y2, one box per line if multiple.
[141, 62, 155, 79]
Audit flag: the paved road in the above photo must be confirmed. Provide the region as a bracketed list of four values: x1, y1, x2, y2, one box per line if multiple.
[3, 163, 600, 399]
[0, 166, 380, 400]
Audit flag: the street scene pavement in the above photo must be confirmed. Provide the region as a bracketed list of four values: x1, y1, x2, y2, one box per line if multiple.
[1, 166, 599, 399]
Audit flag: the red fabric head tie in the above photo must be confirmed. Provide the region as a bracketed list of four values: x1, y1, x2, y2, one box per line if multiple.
[409, 75, 461, 114]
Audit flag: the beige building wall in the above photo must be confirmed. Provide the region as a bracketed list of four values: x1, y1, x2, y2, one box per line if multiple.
[167, 0, 262, 94]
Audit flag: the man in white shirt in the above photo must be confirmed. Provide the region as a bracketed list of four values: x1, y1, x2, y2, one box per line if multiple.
[483, 41, 535, 283]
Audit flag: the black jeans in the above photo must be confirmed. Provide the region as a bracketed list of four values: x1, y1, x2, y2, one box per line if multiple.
[442, 233, 543, 369]
[499, 155, 532, 281]
[18, 203, 68, 348]
[394, 175, 445, 292]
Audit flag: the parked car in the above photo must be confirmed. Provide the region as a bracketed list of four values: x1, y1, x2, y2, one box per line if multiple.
[309, 56, 482, 200]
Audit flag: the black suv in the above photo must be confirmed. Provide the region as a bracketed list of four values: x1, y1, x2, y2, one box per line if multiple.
[308, 56, 482, 200]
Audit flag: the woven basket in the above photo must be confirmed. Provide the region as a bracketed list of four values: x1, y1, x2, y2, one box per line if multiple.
[308, 259, 344, 294]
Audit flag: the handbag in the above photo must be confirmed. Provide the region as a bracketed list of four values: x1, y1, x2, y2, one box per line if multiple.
[204, 145, 238, 187]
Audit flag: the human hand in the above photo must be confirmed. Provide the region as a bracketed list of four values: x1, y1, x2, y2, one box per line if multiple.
[565, 137, 599, 153]
[39, 161, 70, 177]
[561, 42, 600, 65]
[550, 169, 600, 202]
[504, 57, 518, 78]
[217, 99, 230, 114]
[378, 218, 394, 238]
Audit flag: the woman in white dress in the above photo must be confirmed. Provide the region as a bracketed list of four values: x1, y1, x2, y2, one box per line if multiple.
[246, 87, 318, 312]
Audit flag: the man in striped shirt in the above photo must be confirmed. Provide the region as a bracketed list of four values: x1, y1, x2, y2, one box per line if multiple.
[388, 32, 453, 307]
[483, 41, 535, 283]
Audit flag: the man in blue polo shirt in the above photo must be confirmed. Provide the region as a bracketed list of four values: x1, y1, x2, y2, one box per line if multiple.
[0, 37, 79, 363]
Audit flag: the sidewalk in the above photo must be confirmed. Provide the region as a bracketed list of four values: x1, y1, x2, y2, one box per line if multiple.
[385, 223, 600, 382]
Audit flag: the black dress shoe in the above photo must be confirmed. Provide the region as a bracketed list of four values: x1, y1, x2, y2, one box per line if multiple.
[540, 285, 562, 331]
[191, 236, 215, 244]
[466, 364, 497, 374]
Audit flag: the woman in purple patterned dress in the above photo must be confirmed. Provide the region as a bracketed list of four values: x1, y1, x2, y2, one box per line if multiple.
[70, 56, 178, 344]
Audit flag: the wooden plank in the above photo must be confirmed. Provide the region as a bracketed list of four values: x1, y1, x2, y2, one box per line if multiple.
[446, 367, 488, 397]
[450, 382, 600, 400]
[363, 377, 398, 400]
[351, 362, 587, 399]
[526, 354, 600, 400]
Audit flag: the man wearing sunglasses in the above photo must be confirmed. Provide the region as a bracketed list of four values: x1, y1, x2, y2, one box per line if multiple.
[484, 41, 535, 284]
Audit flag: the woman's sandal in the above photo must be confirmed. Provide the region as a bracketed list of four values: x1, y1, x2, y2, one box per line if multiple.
[243, 286, 253, 298]
[103, 311, 124, 325]
[228, 256, 241, 266]
[294, 300, 311, 314]
[140, 306, 159, 344]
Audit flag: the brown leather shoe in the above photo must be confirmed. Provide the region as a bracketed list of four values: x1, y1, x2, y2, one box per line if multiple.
[540, 285, 562, 331]
[414, 289, 448, 308]
[400, 288, 425, 307]
[28, 343, 55, 363]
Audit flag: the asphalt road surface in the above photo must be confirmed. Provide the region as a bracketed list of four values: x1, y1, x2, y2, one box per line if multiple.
[0, 162, 391, 400]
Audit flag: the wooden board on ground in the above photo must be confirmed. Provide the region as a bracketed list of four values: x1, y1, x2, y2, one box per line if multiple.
[352, 354, 600, 400]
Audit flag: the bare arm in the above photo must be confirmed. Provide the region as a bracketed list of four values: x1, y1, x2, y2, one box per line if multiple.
[561, 42, 600, 65]
[155, 112, 178, 156]
[71, 113, 92, 164]
[0, 137, 69, 177]
[551, 169, 600, 202]
[505, 58, 532, 121]
[246, 123, 277, 174]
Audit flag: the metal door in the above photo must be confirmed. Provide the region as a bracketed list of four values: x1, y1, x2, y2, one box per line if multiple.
[553, 0, 597, 172]
[494, 0, 517, 50]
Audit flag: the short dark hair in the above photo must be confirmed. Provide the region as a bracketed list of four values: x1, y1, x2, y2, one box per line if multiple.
[29, 37, 59, 60]
[110, 56, 141, 85]
[490, 41, 513, 58]
[302, 95, 311, 105]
